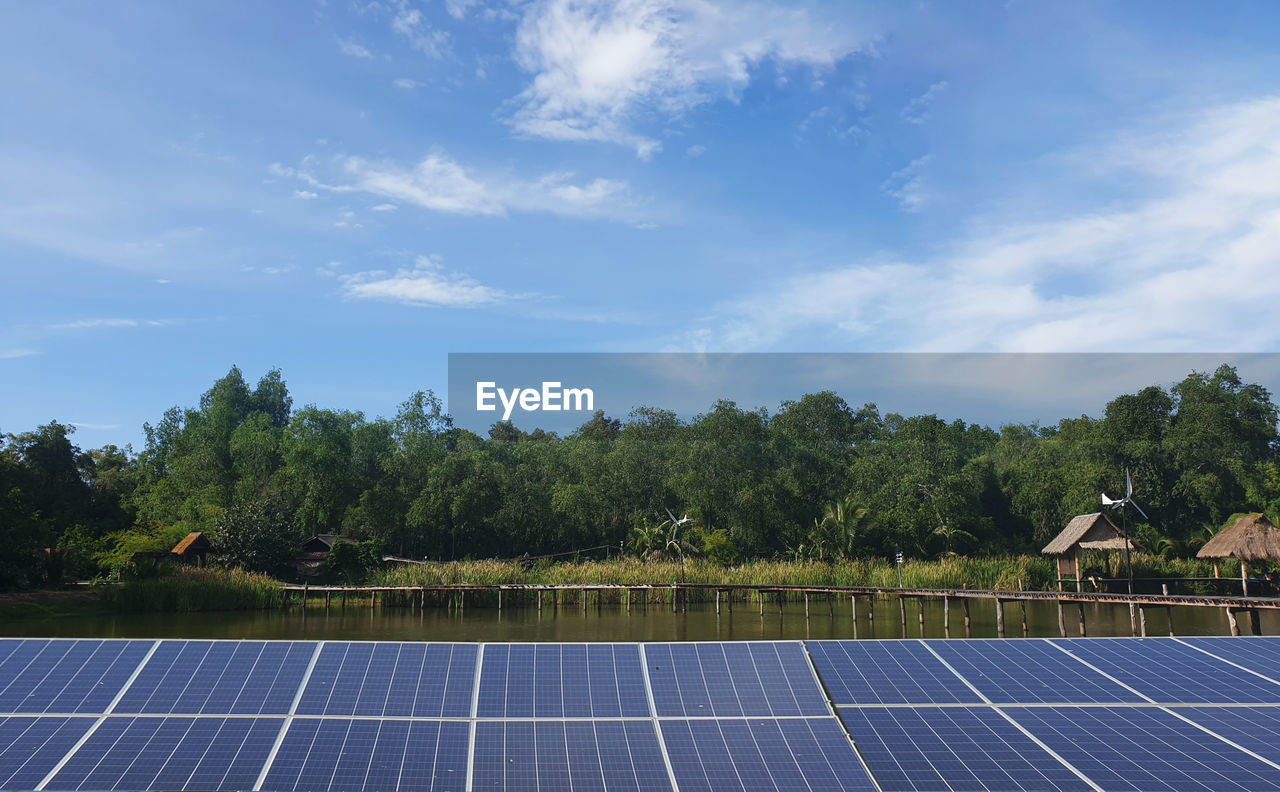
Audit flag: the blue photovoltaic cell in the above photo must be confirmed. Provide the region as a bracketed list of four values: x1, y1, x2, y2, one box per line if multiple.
[838, 706, 1091, 792]
[1055, 638, 1280, 704]
[661, 717, 876, 792]
[45, 716, 282, 791]
[928, 639, 1145, 704]
[472, 720, 671, 792]
[0, 639, 153, 714]
[1178, 706, 1280, 764]
[295, 642, 476, 717]
[646, 642, 829, 717]
[1008, 706, 1280, 791]
[263, 718, 469, 792]
[476, 644, 649, 718]
[0, 716, 95, 790]
[1182, 637, 1280, 682]
[113, 640, 317, 715]
[805, 641, 981, 706]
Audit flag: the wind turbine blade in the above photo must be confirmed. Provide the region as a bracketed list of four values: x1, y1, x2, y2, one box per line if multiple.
[1101, 493, 1116, 506]
[1126, 468, 1133, 498]
[1130, 500, 1149, 521]
[665, 508, 678, 523]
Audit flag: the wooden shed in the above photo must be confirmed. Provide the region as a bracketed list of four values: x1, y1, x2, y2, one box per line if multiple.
[297, 534, 356, 577]
[1197, 513, 1280, 596]
[1042, 512, 1141, 592]
[170, 532, 212, 568]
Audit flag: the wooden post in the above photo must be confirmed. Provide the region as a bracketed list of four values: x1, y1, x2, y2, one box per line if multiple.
[597, 588, 602, 615]
[420, 587, 426, 610]
[716, 590, 721, 615]
[325, 590, 331, 611]
[1078, 603, 1087, 636]
[727, 590, 733, 613]
[1226, 607, 1240, 636]
[1242, 560, 1250, 597]
[538, 590, 543, 612]
[1057, 600, 1066, 637]
[498, 590, 502, 612]
[918, 599, 925, 636]
[1251, 609, 1262, 636]
[1139, 605, 1147, 637]
[898, 596, 907, 633]
[1020, 599, 1028, 635]
[372, 590, 377, 610]
[460, 591, 464, 611]
[1162, 584, 1174, 636]
[759, 590, 764, 616]
[1213, 560, 1221, 579]
[804, 592, 810, 620]
[302, 582, 308, 610]
[996, 599, 1005, 638]
[943, 596, 950, 633]
[1128, 603, 1137, 636]
[868, 595, 874, 627]
[828, 593, 834, 618]
[627, 589, 632, 614]
[962, 598, 970, 631]
[1075, 548, 1082, 593]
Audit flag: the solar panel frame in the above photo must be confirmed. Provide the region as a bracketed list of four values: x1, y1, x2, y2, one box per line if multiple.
[660, 716, 878, 792]
[471, 719, 671, 792]
[112, 640, 317, 715]
[294, 642, 477, 718]
[476, 643, 650, 719]
[806, 640, 983, 706]
[1054, 637, 1280, 704]
[646, 642, 830, 717]
[1007, 705, 1280, 791]
[261, 717, 470, 792]
[0, 716, 96, 791]
[927, 638, 1147, 704]
[42, 715, 283, 792]
[0, 639, 155, 714]
[838, 705, 1093, 792]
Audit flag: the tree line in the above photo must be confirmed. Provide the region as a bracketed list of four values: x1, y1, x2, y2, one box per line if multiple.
[1, 363, 1277, 588]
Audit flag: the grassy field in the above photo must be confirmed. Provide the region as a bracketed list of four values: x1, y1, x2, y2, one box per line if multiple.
[23, 554, 1219, 614]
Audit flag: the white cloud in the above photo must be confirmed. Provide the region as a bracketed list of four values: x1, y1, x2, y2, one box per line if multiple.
[371, 203, 398, 211]
[509, 0, 873, 156]
[392, 4, 450, 58]
[338, 38, 375, 58]
[294, 190, 319, 199]
[445, 0, 478, 19]
[277, 151, 639, 220]
[901, 80, 947, 124]
[341, 256, 519, 307]
[881, 155, 931, 212]
[686, 144, 706, 158]
[393, 77, 423, 89]
[68, 422, 119, 431]
[50, 318, 141, 331]
[0, 347, 39, 360]
[686, 96, 1280, 353]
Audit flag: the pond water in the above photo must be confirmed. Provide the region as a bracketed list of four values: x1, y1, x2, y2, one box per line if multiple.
[2, 596, 1273, 641]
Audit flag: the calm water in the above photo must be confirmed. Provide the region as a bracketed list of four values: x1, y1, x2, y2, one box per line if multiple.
[2, 596, 1272, 641]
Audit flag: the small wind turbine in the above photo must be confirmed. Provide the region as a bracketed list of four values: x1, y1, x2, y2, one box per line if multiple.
[665, 509, 692, 585]
[1102, 468, 1148, 595]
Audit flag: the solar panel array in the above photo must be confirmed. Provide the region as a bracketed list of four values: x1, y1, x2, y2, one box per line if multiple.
[1, 636, 1279, 791]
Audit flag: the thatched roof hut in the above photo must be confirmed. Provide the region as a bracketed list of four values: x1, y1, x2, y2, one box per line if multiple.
[1042, 513, 1141, 591]
[1197, 513, 1280, 595]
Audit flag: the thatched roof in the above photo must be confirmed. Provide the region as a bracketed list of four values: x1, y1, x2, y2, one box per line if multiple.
[1041, 512, 1141, 556]
[171, 532, 211, 555]
[1197, 513, 1280, 561]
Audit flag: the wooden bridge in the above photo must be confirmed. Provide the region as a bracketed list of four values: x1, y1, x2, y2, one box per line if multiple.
[279, 581, 1280, 638]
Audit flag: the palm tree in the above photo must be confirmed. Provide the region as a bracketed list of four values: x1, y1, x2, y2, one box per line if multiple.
[931, 522, 977, 557]
[820, 496, 870, 560]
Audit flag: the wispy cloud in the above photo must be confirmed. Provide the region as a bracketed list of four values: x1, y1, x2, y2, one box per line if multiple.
[340, 255, 521, 308]
[68, 422, 120, 431]
[0, 347, 39, 360]
[901, 80, 947, 124]
[392, 77, 423, 89]
[685, 96, 1280, 353]
[338, 38, 375, 58]
[272, 151, 640, 220]
[881, 155, 931, 212]
[392, 3, 450, 58]
[49, 318, 172, 331]
[508, 0, 874, 157]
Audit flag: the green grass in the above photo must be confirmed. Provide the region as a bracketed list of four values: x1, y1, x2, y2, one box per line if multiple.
[105, 567, 283, 612]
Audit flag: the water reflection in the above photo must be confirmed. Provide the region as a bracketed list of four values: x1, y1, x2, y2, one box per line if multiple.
[2, 596, 1273, 641]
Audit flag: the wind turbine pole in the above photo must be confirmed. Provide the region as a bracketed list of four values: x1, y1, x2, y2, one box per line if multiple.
[1122, 502, 1133, 595]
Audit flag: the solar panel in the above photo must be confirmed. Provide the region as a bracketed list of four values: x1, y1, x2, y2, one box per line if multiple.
[661, 717, 877, 791]
[112, 640, 316, 715]
[645, 642, 829, 717]
[476, 644, 649, 718]
[838, 706, 1092, 792]
[0, 640, 154, 714]
[472, 720, 670, 791]
[1007, 706, 1280, 791]
[1177, 706, 1280, 764]
[43, 715, 282, 791]
[1055, 638, 1280, 703]
[1180, 637, 1280, 683]
[294, 642, 476, 718]
[928, 639, 1145, 704]
[0, 717, 95, 791]
[806, 640, 982, 706]
[262, 718, 469, 792]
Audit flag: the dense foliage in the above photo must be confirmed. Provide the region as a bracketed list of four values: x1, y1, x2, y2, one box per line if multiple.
[1, 363, 1277, 589]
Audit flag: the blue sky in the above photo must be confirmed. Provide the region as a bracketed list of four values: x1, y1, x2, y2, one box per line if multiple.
[2, 1, 1279, 447]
